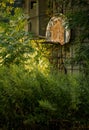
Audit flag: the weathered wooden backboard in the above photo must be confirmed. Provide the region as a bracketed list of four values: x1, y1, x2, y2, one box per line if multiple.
[46, 15, 70, 45]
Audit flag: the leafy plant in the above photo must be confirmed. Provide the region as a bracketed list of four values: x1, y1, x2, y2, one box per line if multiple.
[0, 4, 34, 66]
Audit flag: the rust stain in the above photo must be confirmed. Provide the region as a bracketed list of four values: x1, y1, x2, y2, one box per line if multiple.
[46, 15, 70, 45]
[50, 19, 65, 45]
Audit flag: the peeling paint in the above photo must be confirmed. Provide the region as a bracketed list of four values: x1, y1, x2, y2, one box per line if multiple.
[46, 15, 70, 45]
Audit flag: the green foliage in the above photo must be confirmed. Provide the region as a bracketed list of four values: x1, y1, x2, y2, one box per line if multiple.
[0, 1, 50, 73]
[0, 3, 34, 66]
[75, 43, 89, 74]
[73, 75, 89, 125]
[0, 65, 89, 129]
[0, 30, 33, 66]
[65, 0, 89, 76]
[0, 0, 89, 129]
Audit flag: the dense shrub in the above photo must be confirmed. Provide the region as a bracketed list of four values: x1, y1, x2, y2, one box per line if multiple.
[0, 65, 89, 129]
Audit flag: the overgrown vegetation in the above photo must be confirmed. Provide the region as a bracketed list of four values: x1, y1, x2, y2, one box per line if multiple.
[0, 65, 89, 129]
[0, 0, 89, 129]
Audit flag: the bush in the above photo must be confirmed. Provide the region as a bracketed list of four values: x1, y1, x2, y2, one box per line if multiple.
[0, 65, 89, 129]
